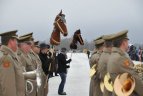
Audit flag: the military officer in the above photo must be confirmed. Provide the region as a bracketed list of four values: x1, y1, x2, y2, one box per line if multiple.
[0, 30, 25, 96]
[29, 37, 48, 96]
[89, 36, 105, 96]
[18, 34, 37, 96]
[97, 34, 115, 96]
[107, 30, 143, 96]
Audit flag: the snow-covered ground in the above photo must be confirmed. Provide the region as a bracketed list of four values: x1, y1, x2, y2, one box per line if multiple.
[48, 53, 90, 96]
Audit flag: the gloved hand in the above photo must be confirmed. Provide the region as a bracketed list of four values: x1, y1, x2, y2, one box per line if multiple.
[66, 65, 70, 68]
[68, 59, 72, 63]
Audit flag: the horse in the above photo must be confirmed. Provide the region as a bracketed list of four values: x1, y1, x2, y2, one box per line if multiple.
[70, 29, 84, 49]
[50, 10, 68, 45]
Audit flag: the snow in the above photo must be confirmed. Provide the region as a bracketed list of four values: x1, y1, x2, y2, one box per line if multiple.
[48, 53, 90, 96]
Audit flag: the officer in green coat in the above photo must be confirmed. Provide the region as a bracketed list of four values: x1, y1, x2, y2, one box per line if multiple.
[107, 30, 143, 96]
[89, 36, 105, 96]
[0, 30, 25, 96]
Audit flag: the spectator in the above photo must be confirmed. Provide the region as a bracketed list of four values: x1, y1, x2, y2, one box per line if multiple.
[57, 47, 72, 95]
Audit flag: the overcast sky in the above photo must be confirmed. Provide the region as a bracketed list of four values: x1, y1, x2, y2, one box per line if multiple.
[0, 0, 143, 44]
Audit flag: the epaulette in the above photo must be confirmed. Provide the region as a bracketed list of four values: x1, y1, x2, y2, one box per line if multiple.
[0, 50, 9, 65]
[0, 50, 8, 57]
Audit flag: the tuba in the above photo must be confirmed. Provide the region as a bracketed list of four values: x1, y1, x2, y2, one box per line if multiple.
[24, 68, 42, 95]
[114, 73, 135, 96]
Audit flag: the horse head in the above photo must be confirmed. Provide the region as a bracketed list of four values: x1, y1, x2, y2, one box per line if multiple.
[54, 10, 68, 36]
[70, 29, 84, 49]
[50, 10, 68, 45]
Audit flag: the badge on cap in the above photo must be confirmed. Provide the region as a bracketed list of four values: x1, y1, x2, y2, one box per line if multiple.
[3, 61, 10, 68]
[124, 59, 129, 67]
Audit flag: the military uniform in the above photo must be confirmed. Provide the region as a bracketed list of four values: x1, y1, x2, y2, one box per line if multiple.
[97, 34, 116, 96]
[0, 30, 25, 96]
[18, 35, 37, 96]
[89, 38, 104, 96]
[98, 48, 112, 96]
[29, 49, 48, 96]
[107, 30, 143, 96]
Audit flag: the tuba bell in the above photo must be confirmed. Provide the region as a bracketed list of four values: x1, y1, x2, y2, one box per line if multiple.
[114, 73, 135, 96]
[103, 73, 113, 92]
[26, 80, 34, 94]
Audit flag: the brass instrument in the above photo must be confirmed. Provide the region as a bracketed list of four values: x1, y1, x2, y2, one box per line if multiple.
[100, 81, 104, 92]
[23, 68, 42, 95]
[26, 80, 34, 94]
[103, 73, 113, 92]
[89, 64, 97, 78]
[114, 73, 135, 96]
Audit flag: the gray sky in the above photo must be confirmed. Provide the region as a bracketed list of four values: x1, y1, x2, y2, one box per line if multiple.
[0, 0, 143, 44]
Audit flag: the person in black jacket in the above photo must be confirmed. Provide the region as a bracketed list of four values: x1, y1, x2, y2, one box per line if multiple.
[57, 47, 72, 95]
[39, 43, 52, 76]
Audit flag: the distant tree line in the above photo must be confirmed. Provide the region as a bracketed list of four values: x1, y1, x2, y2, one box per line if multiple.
[47, 38, 95, 51]
[44, 38, 143, 52]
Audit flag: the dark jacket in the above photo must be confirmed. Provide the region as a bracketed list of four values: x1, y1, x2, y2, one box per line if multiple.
[39, 51, 52, 75]
[57, 53, 71, 73]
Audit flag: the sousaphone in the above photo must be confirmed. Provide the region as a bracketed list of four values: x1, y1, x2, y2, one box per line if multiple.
[104, 73, 113, 92]
[114, 73, 135, 96]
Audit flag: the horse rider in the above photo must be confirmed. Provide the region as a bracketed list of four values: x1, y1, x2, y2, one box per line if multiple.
[107, 30, 143, 96]
[0, 30, 25, 96]
[89, 36, 105, 96]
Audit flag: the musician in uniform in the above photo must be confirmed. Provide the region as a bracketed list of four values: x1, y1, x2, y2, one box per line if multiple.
[89, 36, 105, 96]
[17, 35, 37, 96]
[97, 34, 115, 96]
[30, 41, 48, 96]
[107, 30, 143, 96]
[0, 30, 25, 96]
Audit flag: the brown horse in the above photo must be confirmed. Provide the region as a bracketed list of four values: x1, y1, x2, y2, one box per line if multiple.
[50, 10, 68, 45]
[70, 29, 84, 49]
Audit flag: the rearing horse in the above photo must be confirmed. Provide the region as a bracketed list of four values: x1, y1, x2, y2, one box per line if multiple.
[50, 10, 68, 45]
[70, 29, 84, 49]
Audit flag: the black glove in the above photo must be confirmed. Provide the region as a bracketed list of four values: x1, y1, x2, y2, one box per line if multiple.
[67, 59, 72, 63]
[66, 65, 70, 68]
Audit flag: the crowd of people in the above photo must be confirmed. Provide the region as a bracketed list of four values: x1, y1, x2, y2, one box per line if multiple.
[1, 29, 143, 96]
[0, 30, 71, 96]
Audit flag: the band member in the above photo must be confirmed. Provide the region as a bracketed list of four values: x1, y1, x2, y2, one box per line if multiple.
[97, 34, 115, 96]
[0, 30, 25, 96]
[107, 30, 143, 96]
[89, 37, 104, 96]
[18, 35, 37, 96]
